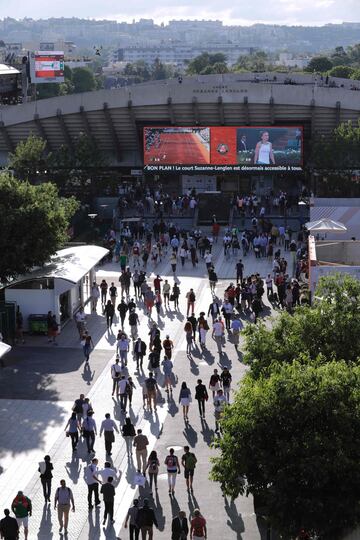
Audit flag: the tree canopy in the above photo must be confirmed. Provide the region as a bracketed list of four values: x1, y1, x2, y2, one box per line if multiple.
[186, 52, 228, 75]
[8, 135, 49, 180]
[72, 67, 96, 93]
[242, 273, 360, 379]
[211, 360, 360, 538]
[312, 120, 360, 170]
[0, 173, 79, 281]
[305, 56, 333, 72]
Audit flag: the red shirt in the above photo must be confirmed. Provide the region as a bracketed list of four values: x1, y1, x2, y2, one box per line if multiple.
[191, 516, 206, 537]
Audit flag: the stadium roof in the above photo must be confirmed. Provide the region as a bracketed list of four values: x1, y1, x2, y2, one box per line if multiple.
[0, 72, 359, 165]
[0, 64, 20, 76]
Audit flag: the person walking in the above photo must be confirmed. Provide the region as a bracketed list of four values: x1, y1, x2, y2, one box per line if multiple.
[136, 498, 158, 540]
[165, 448, 181, 495]
[91, 282, 100, 313]
[207, 299, 220, 323]
[54, 479, 75, 534]
[11, 491, 32, 540]
[81, 331, 94, 362]
[84, 458, 102, 510]
[124, 499, 140, 540]
[190, 509, 207, 540]
[198, 315, 209, 349]
[109, 282, 118, 306]
[122, 417, 136, 457]
[162, 280, 171, 308]
[162, 335, 174, 359]
[128, 309, 140, 342]
[184, 321, 193, 355]
[118, 335, 130, 367]
[117, 298, 128, 328]
[145, 372, 158, 411]
[181, 446, 197, 493]
[82, 411, 97, 454]
[162, 356, 174, 395]
[75, 307, 86, 338]
[222, 299, 233, 331]
[172, 283, 180, 310]
[170, 251, 177, 274]
[111, 357, 123, 396]
[186, 289, 196, 316]
[179, 382, 192, 421]
[72, 394, 85, 422]
[133, 429, 149, 474]
[104, 300, 115, 329]
[118, 375, 129, 413]
[134, 338, 147, 370]
[212, 318, 224, 356]
[127, 376, 136, 408]
[220, 367, 232, 403]
[145, 450, 160, 493]
[209, 369, 221, 398]
[65, 412, 80, 452]
[100, 279, 108, 306]
[0, 509, 19, 540]
[214, 389, 227, 434]
[101, 477, 116, 525]
[38, 455, 53, 502]
[231, 317, 243, 351]
[208, 267, 218, 293]
[171, 510, 189, 540]
[195, 379, 208, 418]
[100, 413, 119, 456]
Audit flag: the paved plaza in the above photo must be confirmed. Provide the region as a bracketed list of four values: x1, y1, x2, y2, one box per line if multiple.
[0, 241, 291, 539]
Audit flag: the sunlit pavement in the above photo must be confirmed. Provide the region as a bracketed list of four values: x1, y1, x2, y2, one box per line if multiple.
[0, 242, 291, 539]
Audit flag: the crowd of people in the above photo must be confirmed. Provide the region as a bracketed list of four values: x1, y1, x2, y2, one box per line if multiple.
[1, 213, 309, 540]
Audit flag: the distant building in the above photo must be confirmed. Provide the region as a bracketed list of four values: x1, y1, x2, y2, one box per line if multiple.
[276, 53, 310, 69]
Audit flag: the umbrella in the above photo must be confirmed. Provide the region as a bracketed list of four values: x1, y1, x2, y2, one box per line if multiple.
[305, 219, 347, 233]
[0, 341, 11, 359]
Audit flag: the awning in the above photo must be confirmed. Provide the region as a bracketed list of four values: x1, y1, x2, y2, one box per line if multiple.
[0, 341, 11, 359]
[7, 245, 109, 287]
[0, 64, 20, 76]
[305, 219, 347, 233]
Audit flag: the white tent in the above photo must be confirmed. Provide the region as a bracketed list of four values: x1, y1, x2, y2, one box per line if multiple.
[0, 341, 11, 359]
[305, 219, 347, 233]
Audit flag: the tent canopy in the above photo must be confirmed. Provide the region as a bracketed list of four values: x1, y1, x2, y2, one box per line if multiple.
[0, 341, 11, 359]
[305, 219, 347, 233]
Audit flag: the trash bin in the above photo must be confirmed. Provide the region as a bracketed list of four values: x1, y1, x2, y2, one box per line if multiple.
[28, 314, 48, 335]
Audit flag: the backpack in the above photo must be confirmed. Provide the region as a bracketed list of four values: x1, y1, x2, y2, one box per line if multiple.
[149, 459, 158, 473]
[146, 377, 156, 391]
[189, 292, 195, 302]
[166, 455, 177, 469]
[203, 321, 209, 331]
[184, 452, 197, 470]
[192, 516, 204, 536]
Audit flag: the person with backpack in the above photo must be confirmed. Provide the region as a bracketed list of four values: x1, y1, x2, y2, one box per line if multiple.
[110, 357, 123, 396]
[11, 491, 32, 540]
[164, 448, 181, 495]
[128, 309, 140, 341]
[145, 450, 160, 493]
[190, 509, 207, 540]
[54, 479, 75, 534]
[195, 379, 208, 418]
[186, 289, 196, 316]
[145, 372, 158, 411]
[38, 455, 53, 502]
[181, 446, 197, 493]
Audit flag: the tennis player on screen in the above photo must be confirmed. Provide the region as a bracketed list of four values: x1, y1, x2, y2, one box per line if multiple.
[254, 131, 275, 165]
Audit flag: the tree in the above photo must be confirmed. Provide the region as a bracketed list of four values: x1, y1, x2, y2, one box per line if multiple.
[305, 56, 333, 72]
[72, 67, 96, 93]
[200, 62, 229, 75]
[312, 120, 360, 169]
[0, 173, 79, 281]
[328, 65, 354, 78]
[242, 274, 360, 379]
[186, 52, 228, 75]
[8, 135, 49, 180]
[210, 360, 360, 538]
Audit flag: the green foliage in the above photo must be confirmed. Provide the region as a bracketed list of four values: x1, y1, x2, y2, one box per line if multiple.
[200, 62, 229, 75]
[312, 119, 360, 169]
[328, 65, 354, 78]
[211, 360, 360, 537]
[305, 56, 333, 72]
[72, 67, 96, 93]
[351, 68, 360, 80]
[0, 172, 79, 280]
[242, 274, 360, 379]
[186, 52, 228, 75]
[8, 135, 49, 180]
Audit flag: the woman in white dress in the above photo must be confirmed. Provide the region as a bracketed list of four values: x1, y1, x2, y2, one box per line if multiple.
[254, 131, 275, 165]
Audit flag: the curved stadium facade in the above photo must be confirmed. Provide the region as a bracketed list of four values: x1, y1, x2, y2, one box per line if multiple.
[0, 72, 359, 167]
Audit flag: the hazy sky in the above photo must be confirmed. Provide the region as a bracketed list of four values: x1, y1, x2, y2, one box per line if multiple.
[0, 0, 357, 25]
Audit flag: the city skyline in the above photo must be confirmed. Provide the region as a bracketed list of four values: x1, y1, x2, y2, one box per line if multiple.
[0, 0, 358, 26]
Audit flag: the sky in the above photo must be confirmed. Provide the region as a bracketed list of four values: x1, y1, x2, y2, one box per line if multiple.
[0, 0, 358, 26]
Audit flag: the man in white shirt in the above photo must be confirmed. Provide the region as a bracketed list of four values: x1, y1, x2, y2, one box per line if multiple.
[212, 319, 224, 355]
[214, 389, 227, 434]
[204, 251, 212, 269]
[117, 375, 129, 413]
[117, 336, 130, 367]
[100, 413, 119, 456]
[222, 300, 233, 331]
[98, 461, 118, 485]
[265, 274, 274, 297]
[75, 308, 86, 337]
[84, 458, 102, 510]
[82, 412, 97, 454]
[110, 358, 123, 396]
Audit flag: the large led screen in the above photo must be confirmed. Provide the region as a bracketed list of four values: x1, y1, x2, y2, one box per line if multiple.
[143, 126, 303, 173]
[30, 51, 65, 84]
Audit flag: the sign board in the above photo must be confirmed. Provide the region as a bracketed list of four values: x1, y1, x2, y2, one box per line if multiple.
[30, 51, 64, 84]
